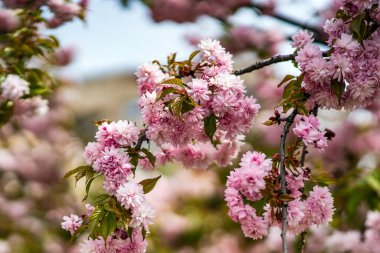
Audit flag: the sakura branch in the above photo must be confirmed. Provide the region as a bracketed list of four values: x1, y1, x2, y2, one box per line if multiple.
[62, 39, 260, 251]
[248, 2, 327, 45]
[233, 53, 296, 75]
[279, 109, 298, 253]
[61, 1, 380, 252]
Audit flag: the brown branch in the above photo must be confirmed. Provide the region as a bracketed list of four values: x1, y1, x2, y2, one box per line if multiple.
[280, 109, 298, 253]
[248, 3, 327, 45]
[299, 231, 308, 253]
[234, 53, 296, 75]
[134, 128, 148, 151]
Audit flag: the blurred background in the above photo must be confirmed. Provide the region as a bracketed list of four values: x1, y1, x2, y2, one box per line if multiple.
[1, 0, 380, 252]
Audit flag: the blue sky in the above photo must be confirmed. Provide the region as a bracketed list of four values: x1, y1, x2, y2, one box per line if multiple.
[51, 0, 329, 80]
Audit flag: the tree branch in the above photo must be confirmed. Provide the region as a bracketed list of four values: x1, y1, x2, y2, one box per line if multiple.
[248, 3, 327, 45]
[280, 109, 298, 253]
[233, 53, 295, 75]
[134, 128, 148, 151]
[297, 106, 319, 252]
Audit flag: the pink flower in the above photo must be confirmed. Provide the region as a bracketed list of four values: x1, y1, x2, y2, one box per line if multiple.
[0, 9, 20, 33]
[227, 151, 272, 201]
[293, 115, 328, 151]
[291, 30, 314, 49]
[85, 204, 94, 216]
[334, 33, 360, 54]
[331, 54, 352, 81]
[305, 186, 334, 226]
[1, 74, 30, 101]
[295, 44, 322, 69]
[136, 63, 167, 94]
[95, 120, 139, 147]
[13, 96, 49, 117]
[287, 200, 306, 228]
[209, 72, 245, 93]
[365, 211, 380, 230]
[224, 187, 244, 222]
[130, 201, 156, 232]
[240, 205, 269, 240]
[61, 214, 82, 235]
[116, 182, 145, 209]
[83, 142, 104, 165]
[187, 78, 210, 103]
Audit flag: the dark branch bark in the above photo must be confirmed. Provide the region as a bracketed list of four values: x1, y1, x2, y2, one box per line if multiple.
[300, 145, 308, 167]
[248, 3, 328, 45]
[299, 231, 308, 253]
[134, 128, 148, 151]
[280, 109, 298, 253]
[234, 53, 295, 75]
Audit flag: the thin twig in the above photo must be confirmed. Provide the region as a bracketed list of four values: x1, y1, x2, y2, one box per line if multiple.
[298, 106, 319, 253]
[299, 145, 308, 253]
[280, 109, 298, 253]
[300, 145, 308, 167]
[248, 3, 327, 45]
[134, 128, 148, 151]
[299, 231, 308, 253]
[234, 53, 295, 75]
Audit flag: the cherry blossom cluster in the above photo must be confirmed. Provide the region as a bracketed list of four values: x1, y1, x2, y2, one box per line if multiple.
[222, 26, 283, 57]
[137, 39, 260, 169]
[83, 120, 140, 194]
[0, 74, 49, 119]
[150, 137, 243, 170]
[149, 0, 250, 23]
[1, 0, 87, 30]
[293, 115, 328, 151]
[62, 120, 157, 251]
[0, 0, 87, 124]
[79, 228, 147, 253]
[293, 0, 380, 109]
[288, 210, 380, 253]
[225, 151, 334, 240]
[187, 25, 283, 58]
[61, 208, 148, 253]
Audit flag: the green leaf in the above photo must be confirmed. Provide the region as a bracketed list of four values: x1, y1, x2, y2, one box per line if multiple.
[263, 120, 274, 126]
[88, 206, 105, 235]
[171, 96, 185, 118]
[296, 104, 309, 116]
[350, 14, 366, 42]
[139, 175, 162, 194]
[63, 165, 90, 179]
[86, 169, 96, 184]
[83, 176, 97, 201]
[157, 87, 180, 101]
[282, 81, 294, 99]
[0, 101, 14, 127]
[331, 78, 345, 102]
[160, 78, 186, 88]
[140, 148, 156, 167]
[75, 168, 88, 185]
[92, 119, 111, 126]
[188, 50, 200, 62]
[278, 194, 296, 202]
[204, 114, 217, 144]
[94, 194, 111, 206]
[277, 74, 295, 87]
[142, 227, 147, 240]
[101, 212, 117, 240]
[181, 97, 197, 114]
[167, 53, 177, 64]
[130, 153, 139, 170]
